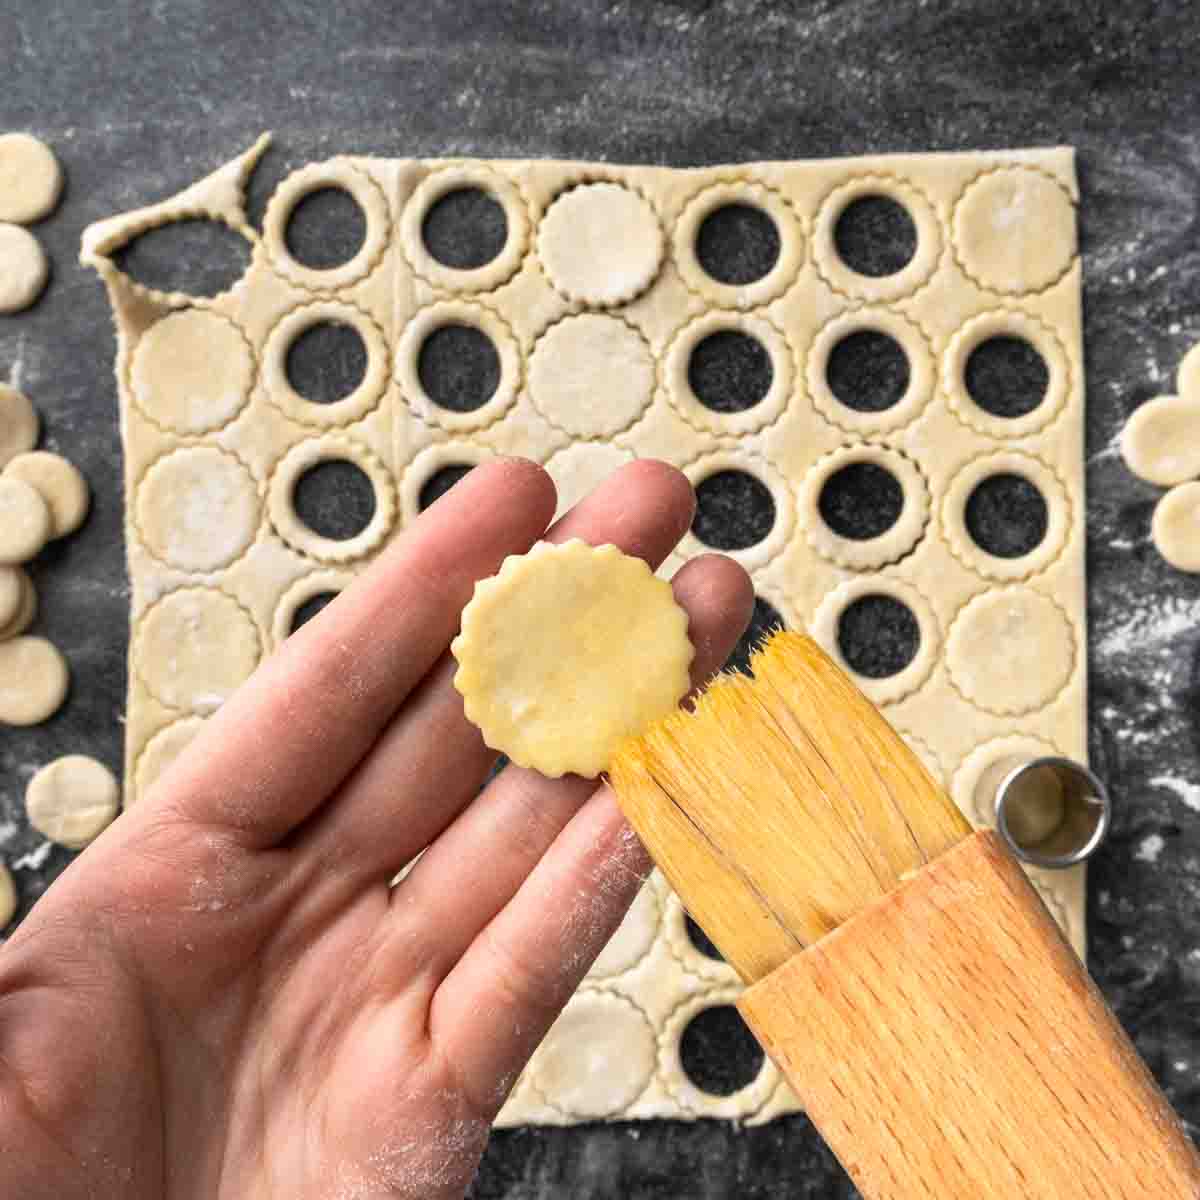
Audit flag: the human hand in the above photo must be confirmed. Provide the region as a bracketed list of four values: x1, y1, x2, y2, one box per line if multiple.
[0, 459, 752, 1199]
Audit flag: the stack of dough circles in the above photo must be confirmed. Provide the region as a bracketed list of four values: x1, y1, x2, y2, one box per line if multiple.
[0, 476, 51, 563]
[25, 755, 120, 850]
[4, 451, 90, 539]
[0, 385, 39, 468]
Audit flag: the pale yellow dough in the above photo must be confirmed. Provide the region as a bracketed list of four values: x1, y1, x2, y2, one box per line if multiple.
[0, 567, 21, 628]
[25, 755, 120, 849]
[0, 569, 36, 641]
[133, 716, 206, 804]
[0, 385, 39, 469]
[1120, 394, 1200, 486]
[452, 540, 693, 779]
[0, 476, 50, 564]
[0, 636, 68, 726]
[1179, 342, 1200, 402]
[0, 134, 64, 224]
[0, 223, 48, 313]
[5, 451, 90, 538]
[0, 863, 15, 930]
[1152, 481, 1200, 573]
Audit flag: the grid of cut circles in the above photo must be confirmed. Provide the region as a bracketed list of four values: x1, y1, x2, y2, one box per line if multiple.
[672, 180, 804, 309]
[944, 309, 1070, 438]
[396, 299, 521, 433]
[679, 451, 795, 571]
[813, 174, 943, 303]
[270, 568, 358, 651]
[810, 575, 941, 706]
[262, 299, 390, 428]
[400, 163, 530, 293]
[267, 435, 396, 563]
[665, 310, 794, 437]
[398, 441, 498, 526]
[262, 161, 391, 292]
[941, 450, 1071, 582]
[801, 443, 930, 570]
[806, 306, 935, 436]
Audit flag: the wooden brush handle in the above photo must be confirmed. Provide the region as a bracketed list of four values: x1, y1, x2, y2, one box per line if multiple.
[738, 831, 1200, 1200]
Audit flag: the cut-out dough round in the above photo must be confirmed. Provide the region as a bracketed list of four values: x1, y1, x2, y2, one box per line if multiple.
[529, 314, 655, 439]
[134, 588, 260, 713]
[0, 134, 63, 225]
[4, 451, 89, 539]
[0, 567, 21, 629]
[0, 569, 36, 641]
[0, 476, 50, 564]
[134, 716, 207, 804]
[529, 991, 657, 1118]
[1120, 394, 1200, 487]
[1179, 342, 1200, 402]
[544, 441, 636, 522]
[590, 880, 661, 978]
[947, 588, 1075, 715]
[0, 862, 15, 929]
[0, 636, 68, 726]
[0, 385, 39, 468]
[953, 167, 1076, 294]
[1152, 481, 1200, 573]
[538, 183, 664, 307]
[25, 755, 120, 850]
[452, 540, 694, 779]
[130, 309, 254, 435]
[0, 223, 49, 313]
[137, 447, 260, 572]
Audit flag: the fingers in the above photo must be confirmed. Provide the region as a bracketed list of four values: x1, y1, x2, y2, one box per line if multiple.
[140, 459, 555, 848]
[393, 554, 753, 985]
[289, 459, 698, 887]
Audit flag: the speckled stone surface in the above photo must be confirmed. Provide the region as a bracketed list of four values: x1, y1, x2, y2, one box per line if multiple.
[1, 2, 1198, 1196]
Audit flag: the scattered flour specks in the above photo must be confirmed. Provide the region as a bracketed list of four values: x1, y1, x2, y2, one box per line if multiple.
[1095, 595, 1200, 659]
[11, 840, 54, 870]
[1135, 833, 1166, 863]
[1149, 774, 1200, 813]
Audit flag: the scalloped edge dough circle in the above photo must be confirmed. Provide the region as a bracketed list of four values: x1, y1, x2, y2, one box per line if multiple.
[538, 183, 664, 307]
[1120, 394, 1200, 487]
[452, 540, 694, 779]
[131, 308, 255, 436]
[0, 476, 50, 564]
[0, 636, 69, 725]
[25, 755, 120, 850]
[0, 224, 48, 313]
[529, 314, 655, 439]
[4, 451, 90, 539]
[0, 385, 39, 469]
[951, 734, 1061, 829]
[134, 716, 207, 804]
[0, 134, 64, 224]
[544, 441, 636, 522]
[1152, 481, 1200, 573]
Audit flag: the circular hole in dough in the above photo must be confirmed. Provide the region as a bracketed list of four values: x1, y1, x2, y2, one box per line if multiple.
[687, 329, 773, 414]
[285, 319, 369, 406]
[538, 182, 664, 307]
[0, 636, 69, 726]
[691, 469, 775, 551]
[685, 913, 726, 962]
[0, 384, 39, 470]
[25, 755, 120, 850]
[724, 594, 786, 678]
[0, 224, 49, 314]
[290, 591, 339, 634]
[837, 593, 920, 679]
[964, 472, 1048, 559]
[678, 1004, 765, 1097]
[833, 194, 918, 277]
[417, 324, 501, 413]
[818, 461, 904, 541]
[1120, 394, 1200, 487]
[695, 203, 781, 286]
[965, 335, 1049, 420]
[131, 309, 254, 436]
[284, 185, 367, 271]
[0, 476, 50, 564]
[292, 459, 377, 542]
[136, 447, 260, 573]
[418, 464, 475, 513]
[270, 569, 356, 650]
[1152, 481, 1200, 574]
[826, 329, 910, 413]
[0, 133, 64, 225]
[4, 451, 89, 540]
[421, 186, 508, 270]
[134, 715, 206, 804]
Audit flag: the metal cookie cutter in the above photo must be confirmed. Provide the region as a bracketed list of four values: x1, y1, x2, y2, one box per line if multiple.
[993, 757, 1112, 869]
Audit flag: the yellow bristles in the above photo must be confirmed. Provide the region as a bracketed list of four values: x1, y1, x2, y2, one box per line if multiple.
[608, 631, 972, 983]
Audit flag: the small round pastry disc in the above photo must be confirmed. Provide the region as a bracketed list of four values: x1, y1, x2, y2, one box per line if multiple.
[0, 570, 36, 641]
[25, 755, 120, 850]
[0, 566, 21, 628]
[4, 451, 89, 538]
[0, 134, 64, 224]
[0, 862, 16, 929]
[0, 385, 39, 469]
[0, 635, 68, 725]
[0, 475, 51, 564]
[1152, 481, 1200, 573]
[0, 223, 49, 313]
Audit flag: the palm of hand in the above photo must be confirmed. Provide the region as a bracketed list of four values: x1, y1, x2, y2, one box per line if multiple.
[0, 460, 750, 1199]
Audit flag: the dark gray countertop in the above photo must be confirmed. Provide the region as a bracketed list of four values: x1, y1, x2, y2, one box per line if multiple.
[2, 1, 1199, 1195]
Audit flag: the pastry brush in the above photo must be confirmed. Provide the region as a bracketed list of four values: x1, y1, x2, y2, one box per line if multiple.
[608, 631, 1200, 1199]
